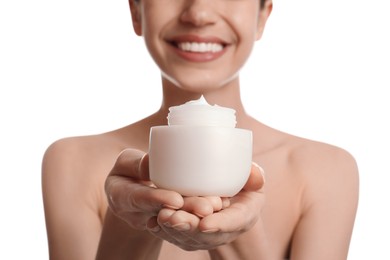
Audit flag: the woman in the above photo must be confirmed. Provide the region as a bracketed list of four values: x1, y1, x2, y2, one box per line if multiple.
[42, 0, 359, 259]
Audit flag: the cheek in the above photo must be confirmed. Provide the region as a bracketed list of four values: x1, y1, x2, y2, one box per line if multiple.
[230, 7, 260, 40]
[142, 13, 164, 55]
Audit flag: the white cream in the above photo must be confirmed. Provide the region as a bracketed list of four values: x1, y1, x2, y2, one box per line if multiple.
[167, 96, 236, 127]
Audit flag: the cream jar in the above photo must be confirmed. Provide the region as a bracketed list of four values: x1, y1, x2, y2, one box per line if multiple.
[149, 96, 253, 197]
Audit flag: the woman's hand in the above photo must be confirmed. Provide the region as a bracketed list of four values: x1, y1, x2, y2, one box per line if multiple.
[147, 163, 266, 251]
[104, 149, 226, 231]
[105, 148, 265, 251]
[105, 149, 184, 230]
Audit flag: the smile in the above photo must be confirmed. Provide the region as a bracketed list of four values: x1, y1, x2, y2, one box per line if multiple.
[177, 42, 224, 53]
[167, 35, 228, 62]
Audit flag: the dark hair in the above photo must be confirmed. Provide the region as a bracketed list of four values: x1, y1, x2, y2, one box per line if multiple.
[260, 0, 266, 9]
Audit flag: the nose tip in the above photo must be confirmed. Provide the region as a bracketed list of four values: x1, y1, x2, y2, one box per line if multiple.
[180, 0, 216, 27]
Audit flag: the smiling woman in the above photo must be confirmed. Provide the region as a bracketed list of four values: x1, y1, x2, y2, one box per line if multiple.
[128, 0, 271, 92]
[41, 0, 359, 259]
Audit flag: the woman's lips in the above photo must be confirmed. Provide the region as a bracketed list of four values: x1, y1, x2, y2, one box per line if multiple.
[167, 35, 229, 62]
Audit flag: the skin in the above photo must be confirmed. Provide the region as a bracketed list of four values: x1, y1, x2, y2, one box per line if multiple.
[42, 0, 359, 259]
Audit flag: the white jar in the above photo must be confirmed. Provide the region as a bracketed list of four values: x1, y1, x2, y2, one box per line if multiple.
[149, 96, 252, 197]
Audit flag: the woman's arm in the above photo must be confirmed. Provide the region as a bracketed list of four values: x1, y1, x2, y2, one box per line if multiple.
[289, 146, 359, 260]
[96, 209, 162, 260]
[42, 139, 104, 260]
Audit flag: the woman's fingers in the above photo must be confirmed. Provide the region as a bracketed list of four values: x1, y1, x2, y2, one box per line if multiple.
[105, 175, 184, 229]
[105, 149, 266, 240]
[242, 162, 265, 192]
[158, 208, 200, 231]
[104, 149, 184, 229]
[181, 196, 227, 218]
[153, 208, 204, 250]
[144, 162, 267, 251]
[199, 190, 264, 233]
[109, 149, 149, 180]
[107, 177, 182, 212]
[105, 150, 184, 213]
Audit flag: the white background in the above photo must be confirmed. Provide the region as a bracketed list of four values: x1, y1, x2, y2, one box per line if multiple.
[1, 0, 389, 259]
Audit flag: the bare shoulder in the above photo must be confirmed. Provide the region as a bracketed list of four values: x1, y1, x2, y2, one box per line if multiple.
[289, 136, 359, 183]
[286, 135, 359, 210]
[42, 133, 126, 219]
[42, 134, 123, 174]
[42, 134, 124, 187]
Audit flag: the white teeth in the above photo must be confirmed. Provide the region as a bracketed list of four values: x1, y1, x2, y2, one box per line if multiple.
[177, 42, 224, 53]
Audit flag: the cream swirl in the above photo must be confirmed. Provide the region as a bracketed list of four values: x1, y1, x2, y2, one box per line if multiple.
[167, 96, 236, 127]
